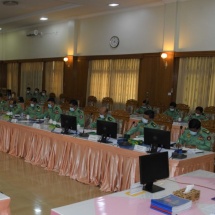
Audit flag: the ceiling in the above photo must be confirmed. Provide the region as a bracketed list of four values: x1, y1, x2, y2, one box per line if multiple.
[0, 0, 167, 32]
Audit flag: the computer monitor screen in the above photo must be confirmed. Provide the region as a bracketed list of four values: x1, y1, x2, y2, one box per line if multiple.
[144, 127, 170, 153]
[139, 151, 169, 193]
[96, 120, 117, 143]
[61, 114, 77, 134]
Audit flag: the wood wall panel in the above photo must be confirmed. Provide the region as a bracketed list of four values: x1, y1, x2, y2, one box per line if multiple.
[0, 62, 7, 89]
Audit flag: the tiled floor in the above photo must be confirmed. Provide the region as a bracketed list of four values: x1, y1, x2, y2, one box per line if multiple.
[0, 152, 107, 215]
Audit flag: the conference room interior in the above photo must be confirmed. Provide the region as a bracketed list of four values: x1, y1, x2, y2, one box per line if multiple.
[1, 0, 215, 214]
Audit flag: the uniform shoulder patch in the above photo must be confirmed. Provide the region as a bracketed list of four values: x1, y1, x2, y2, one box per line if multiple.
[151, 122, 156, 127]
[80, 115, 83, 119]
[108, 117, 112, 121]
[207, 136, 211, 141]
[202, 128, 209, 134]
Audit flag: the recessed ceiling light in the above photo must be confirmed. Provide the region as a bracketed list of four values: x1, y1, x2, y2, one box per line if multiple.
[0, 28, 2, 31]
[108, 3, 119, 7]
[3, 1, 19, 6]
[40, 17, 48, 21]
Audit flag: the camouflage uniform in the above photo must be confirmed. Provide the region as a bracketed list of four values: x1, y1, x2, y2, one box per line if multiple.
[134, 105, 152, 114]
[24, 104, 43, 119]
[39, 95, 48, 104]
[68, 108, 85, 127]
[5, 103, 23, 115]
[126, 120, 160, 136]
[90, 114, 116, 129]
[43, 105, 62, 122]
[163, 109, 180, 121]
[177, 127, 212, 151]
[183, 113, 208, 122]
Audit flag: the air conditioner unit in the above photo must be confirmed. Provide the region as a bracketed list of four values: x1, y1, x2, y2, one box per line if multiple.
[26, 30, 39, 37]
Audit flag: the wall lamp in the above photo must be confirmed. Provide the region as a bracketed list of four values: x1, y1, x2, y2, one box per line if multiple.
[63, 55, 73, 67]
[161, 53, 168, 69]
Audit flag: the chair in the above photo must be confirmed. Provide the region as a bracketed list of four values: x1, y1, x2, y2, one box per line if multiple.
[152, 103, 167, 114]
[204, 106, 215, 120]
[176, 103, 190, 117]
[87, 96, 97, 106]
[49, 92, 56, 99]
[126, 99, 138, 114]
[102, 97, 113, 111]
[24, 100, 31, 110]
[60, 103, 70, 114]
[83, 106, 99, 127]
[111, 109, 130, 134]
[153, 113, 173, 131]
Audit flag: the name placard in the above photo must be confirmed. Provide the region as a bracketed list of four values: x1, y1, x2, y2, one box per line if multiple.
[11, 119, 18, 123]
[32, 123, 41, 129]
[88, 135, 101, 142]
[134, 145, 148, 152]
[129, 182, 143, 195]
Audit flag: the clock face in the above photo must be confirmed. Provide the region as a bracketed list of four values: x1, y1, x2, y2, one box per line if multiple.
[110, 36, 119, 48]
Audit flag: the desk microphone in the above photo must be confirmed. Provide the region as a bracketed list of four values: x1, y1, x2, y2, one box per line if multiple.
[79, 113, 93, 138]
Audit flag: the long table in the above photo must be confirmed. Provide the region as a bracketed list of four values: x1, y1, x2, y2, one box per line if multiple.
[0, 120, 214, 192]
[0, 193, 11, 215]
[51, 170, 215, 215]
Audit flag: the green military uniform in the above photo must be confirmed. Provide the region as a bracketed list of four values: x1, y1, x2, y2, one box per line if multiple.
[39, 95, 48, 104]
[26, 92, 32, 101]
[90, 114, 116, 129]
[68, 108, 85, 127]
[184, 113, 208, 122]
[32, 92, 40, 102]
[5, 103, 23, 115]
[163, 109, 180, 121]
[178, 127, 212, 151]
[24, 105, 43, 119]
[43, 105, 62, 122]
[134, 105, 152, 114]
[0, 100, 7, 111]
[126, 120, 160, 136]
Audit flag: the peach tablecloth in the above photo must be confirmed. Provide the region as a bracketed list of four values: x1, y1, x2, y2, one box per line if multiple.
[0, 193, 11, 215]
[0, 120, 214, 192]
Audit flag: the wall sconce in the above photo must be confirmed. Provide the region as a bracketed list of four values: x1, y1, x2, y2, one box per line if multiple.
[63, 55, 73, 67]
[161, 53, 168, 69]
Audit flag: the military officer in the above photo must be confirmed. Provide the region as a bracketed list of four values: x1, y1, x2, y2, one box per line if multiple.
[39, 89, 48, 104]
[89, 106, 116, 129]
[4, 99, 23, 115]
[0, 93, 7, 112]
[32, 88, 41, 102]
[134, 99, 152, 114]
[26, 87, 32, 101]
[67, 99, 84, 127]
[43, 98, 62, 122]
[177, 119, 212, 151]
[184, 106, 208, 122]
[163, 102, 180, 121]
[24, 98, 43, 119]
[126, 110, 160, 136]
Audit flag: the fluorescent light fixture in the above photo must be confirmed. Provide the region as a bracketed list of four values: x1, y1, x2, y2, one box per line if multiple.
[34, 208, 42, 213]
[108, 3, 119, 7]
[40, 17, 48, 21]
[0, 28, 2, 31]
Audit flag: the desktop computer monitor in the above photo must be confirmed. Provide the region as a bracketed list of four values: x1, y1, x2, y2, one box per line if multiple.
[144, 127, 170, 153]
[139, 151, 169, 193]
[61, 114, 77, 134]
[96, 120, 117, 143]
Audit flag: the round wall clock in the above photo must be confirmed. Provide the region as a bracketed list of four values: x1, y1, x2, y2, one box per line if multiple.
[110, 36, 119, 48]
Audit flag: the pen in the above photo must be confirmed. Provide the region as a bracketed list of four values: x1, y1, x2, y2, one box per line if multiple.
[195, 151, 204, 154]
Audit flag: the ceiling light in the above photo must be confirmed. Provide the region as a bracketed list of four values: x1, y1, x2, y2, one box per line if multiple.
[0, 28, 2, 31]
[108, 3, 119, 7]
[3, 1, 19, 6]
[40, 17, 48, 21]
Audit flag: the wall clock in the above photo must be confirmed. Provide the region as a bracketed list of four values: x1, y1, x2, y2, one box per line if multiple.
[110, 36, 119, 48]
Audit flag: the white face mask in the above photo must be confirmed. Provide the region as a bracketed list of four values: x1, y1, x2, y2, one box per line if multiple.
[30, 104, 35, 108]
[142, 118, 148, 124]
[195, 113, 200, 116]
[42, 93, 45, 96]
[10, 104, 13, 108]
[35, 91, 38, 94]
[170, 108, 175, 111]
[100, 114, 105, 119]
[70, 107, 75, 112]
[27, 90, 30, 93]
[190, 130, 197, 136]
[48, 104, 52, 109]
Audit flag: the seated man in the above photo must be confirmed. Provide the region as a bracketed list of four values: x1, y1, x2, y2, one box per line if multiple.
[89, 107, 116, 129]
[177, 119, 212, 151]
[134, 99, 152, 114]
[125, 110, 160, 136]
[26, 87, 32, 101]
[24, 98, 43, 119]
[163, 102, 180, 121]
[0, 93, 7, 113]
[39, 89, 48, 104]
[67, 99, 84, 127]
[4, 99, 23, 115]
[43, 98, 62, 122]
[32, 88, 40, 102]
[184, 106, 208, 122]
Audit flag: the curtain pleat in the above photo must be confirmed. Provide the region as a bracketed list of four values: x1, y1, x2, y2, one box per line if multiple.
[7, 63, 19, 94]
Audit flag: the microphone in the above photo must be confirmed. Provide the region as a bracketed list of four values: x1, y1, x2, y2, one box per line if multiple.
[79, 113, 93, 138]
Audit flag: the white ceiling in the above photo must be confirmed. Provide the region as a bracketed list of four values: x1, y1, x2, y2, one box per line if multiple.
[0, 0, 168, 31]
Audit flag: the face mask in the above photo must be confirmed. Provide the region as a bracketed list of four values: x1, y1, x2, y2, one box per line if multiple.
[100, 114, 105, 119]
[70, 107, 75, 112]
[27, 91, 30, 93]
[42, 93, 45, 96]
[195, 113, 200, 117]
[170, 108, 174, 111]
[35, 91, 38, 94]
[10, 105, 13, 108]
[48, 104, 52, 109]
[30, 104, 35, 108]
[190, 130, 197, 136]
[142, 118, 148, 124]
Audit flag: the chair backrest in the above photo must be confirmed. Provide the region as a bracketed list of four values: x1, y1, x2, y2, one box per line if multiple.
[204, 106, 215, 114]
[153, 113, 173, 131]
[60, 103, 70, 114]
[83, 106, 99, 127]
[49, 92, 56, 99]
[87, 96, 97, 106]
[111, 109, 130, 134]
[176, 103, 190, 117]
[102, 97, 113, 110]
[152, 103, 167, 114]
[126, 99, 138, 114]
[24, 100, 31, 110]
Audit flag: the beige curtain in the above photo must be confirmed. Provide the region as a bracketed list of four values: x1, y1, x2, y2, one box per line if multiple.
[87, 59, 139, 109]
[176, 57, 215, 110]
[45, 61, 63, 98]
[20, 62, 43, 99]
[7, 63, 19, 94]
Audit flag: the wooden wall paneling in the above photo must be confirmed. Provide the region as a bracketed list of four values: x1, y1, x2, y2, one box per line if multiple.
[42, 62, 46, 91]
[17, 63, 21, 96]
[0, 62, 7, 89]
